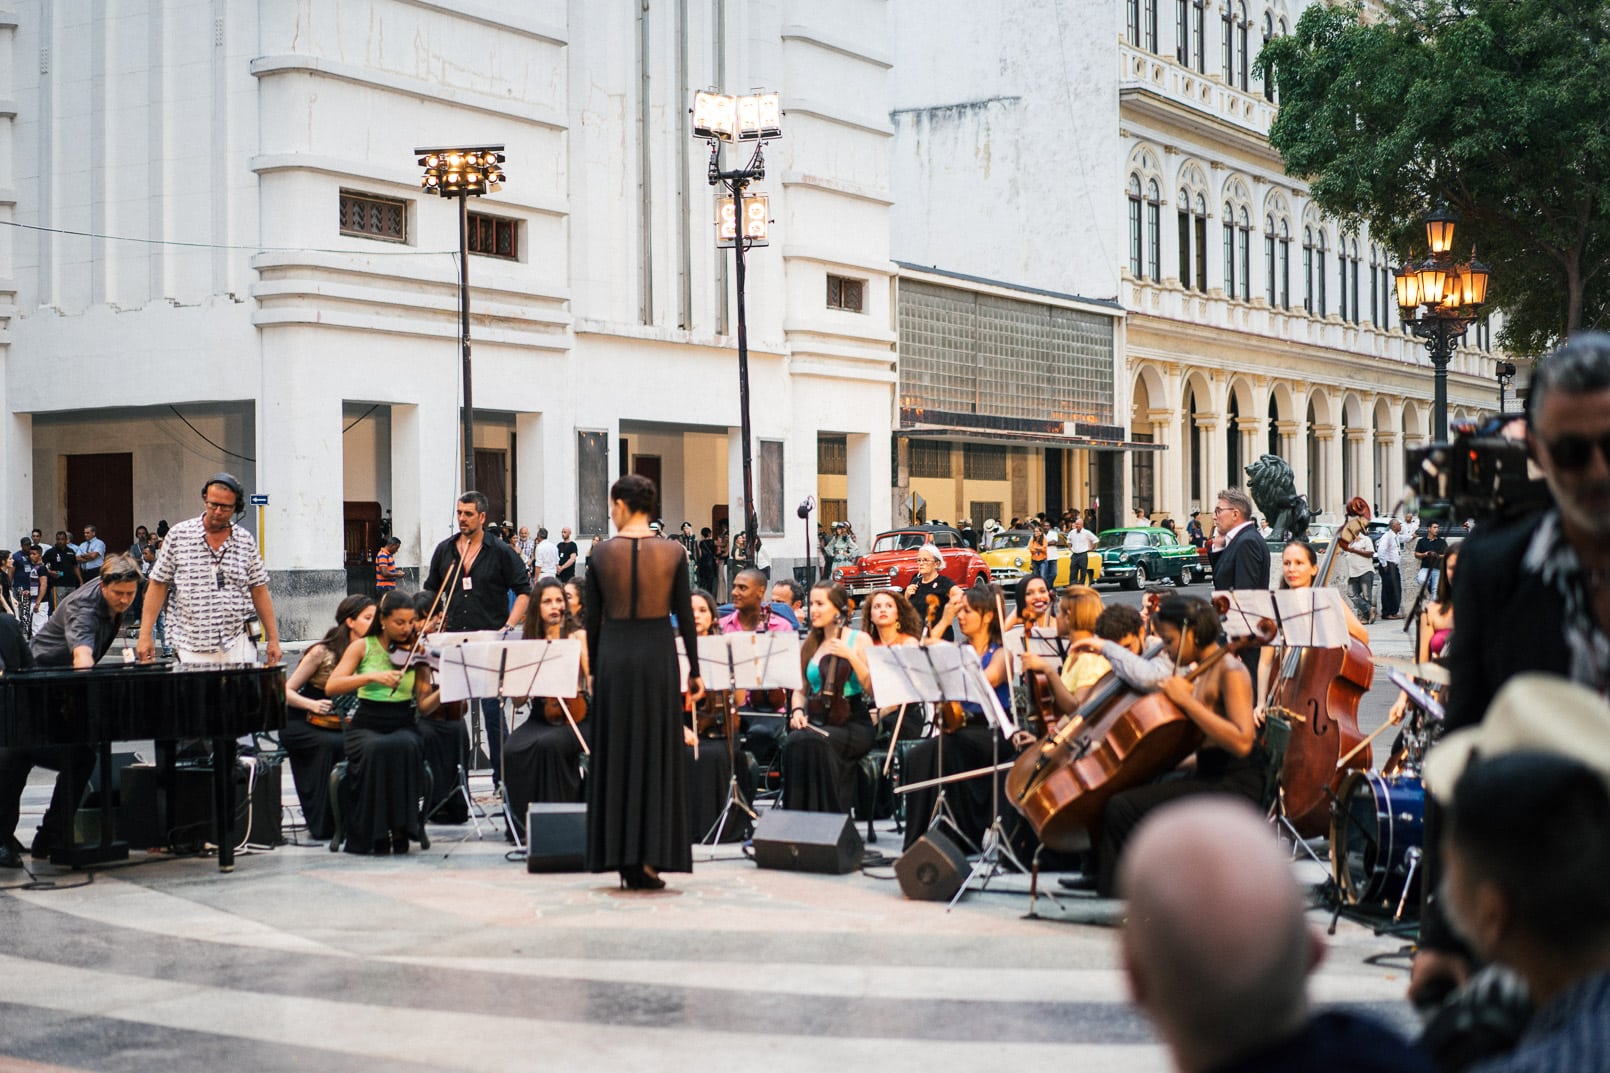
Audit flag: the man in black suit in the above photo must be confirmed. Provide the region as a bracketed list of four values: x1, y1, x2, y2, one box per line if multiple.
[1208, 488, 1271, 593]
[1412, 332, 1610, 1006]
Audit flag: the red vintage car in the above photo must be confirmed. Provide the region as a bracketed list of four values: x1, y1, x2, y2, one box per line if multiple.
[831, 524, 992, 597]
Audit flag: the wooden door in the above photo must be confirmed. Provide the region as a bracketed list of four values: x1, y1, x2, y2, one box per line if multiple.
[344, 501, 383, 594]
[66, 453, 133, 553]
[632, 455, 662, 518]
[474, 449, 508, 523]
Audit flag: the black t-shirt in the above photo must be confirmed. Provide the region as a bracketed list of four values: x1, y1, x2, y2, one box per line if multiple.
[556, 541, 579, 581]
[1414, 536, 1449, 563]
[423, 533, 534, 632]
[41, 545, 78, 588]
[909, 574, 957, 623]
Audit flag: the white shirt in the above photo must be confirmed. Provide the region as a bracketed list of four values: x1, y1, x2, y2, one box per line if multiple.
[1343, 533, 1375, 580]
[1377, 528, 1402, 565]
[1066, 527, 1099, 554]
[533, 539, 560, 578]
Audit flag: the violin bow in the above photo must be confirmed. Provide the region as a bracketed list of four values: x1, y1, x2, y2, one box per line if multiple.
[390, 548, 461, 696]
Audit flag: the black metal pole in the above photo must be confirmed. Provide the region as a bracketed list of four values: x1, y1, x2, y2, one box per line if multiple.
[1431, 321, 1451, 443]
[732, 180, 758, 555]
[459, 192, 475, 493]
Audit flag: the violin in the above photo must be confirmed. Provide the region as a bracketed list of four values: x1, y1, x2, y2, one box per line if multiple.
[692, 688, 741, 739]
[544, 692, 588, 726]
[917, 594, 967, 733]
[388, 634, 464, 721]
[1021, 626, 1065, 737]
[806, 599, 857, 728]
[1007, 596, 1276, 853]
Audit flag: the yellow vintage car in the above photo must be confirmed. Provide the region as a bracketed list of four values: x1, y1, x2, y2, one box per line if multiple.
[979, 529, 1102, 588]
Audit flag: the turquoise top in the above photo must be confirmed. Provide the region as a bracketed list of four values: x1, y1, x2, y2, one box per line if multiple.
[806, 628, 864, 697]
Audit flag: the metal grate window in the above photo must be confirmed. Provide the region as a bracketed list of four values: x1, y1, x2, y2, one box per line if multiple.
[759, 441, 784, 534]
[827, 275, 866, 313]
[898, 280, 1115, 425]
[909, 440, 953, 479]
[468, 212, 518, 260]
[339, 192, 407, 242]
[817, 435, 847, 475]
[963, 444, 1007, 480]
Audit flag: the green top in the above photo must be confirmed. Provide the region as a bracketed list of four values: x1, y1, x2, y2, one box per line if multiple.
[356, 635, 416, 702]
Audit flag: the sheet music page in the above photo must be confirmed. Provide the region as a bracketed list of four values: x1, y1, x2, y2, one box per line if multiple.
[1272, 588, 1349, 648]
[490, 639, 582, 699]
[726, 631, 803, 691]
[436, 642, 503, 703]
[675, 636, 737, 692]
[1223, 590, 1278, 641]
[865, 646, 933, 708]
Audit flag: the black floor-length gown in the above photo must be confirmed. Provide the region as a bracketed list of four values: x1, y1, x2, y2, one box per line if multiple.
[281, 662, 346, 840]
[504, 711, 588, 838]
[584, 535, 702, 873]
[415, 715, 471, 824]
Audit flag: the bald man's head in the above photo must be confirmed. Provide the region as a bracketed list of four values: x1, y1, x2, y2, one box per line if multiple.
[1119, 800, 1321, 1072]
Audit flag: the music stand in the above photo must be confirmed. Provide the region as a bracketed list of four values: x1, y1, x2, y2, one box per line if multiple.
[429, 629, 513, 782]
[675, 635, 759, 850]
[442, 638, 584, 851]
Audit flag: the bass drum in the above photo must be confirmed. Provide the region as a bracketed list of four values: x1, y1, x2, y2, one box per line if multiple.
[1330, 771, 1425, 910]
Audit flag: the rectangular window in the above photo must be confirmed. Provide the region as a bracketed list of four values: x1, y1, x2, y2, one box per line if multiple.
[1127, 0, 1141, 44]
[1223, 221, 1235, 295]
[1176, 0, 1189, 63]
[969, 501, 1003, 531]
[1338, 257, 1348, 321]
[339, 191, 407, 242]
[1351, 260, 1361, 324]
[1317, 251, 1328, 316]
[467, 212, 518, 260]
[909, 440, 953, 479]
[817, 435, 847, 475]
[963, 444, 1008, 480]
[1194, 215, 1208, 291]
[1129, 199, 1144, 276]
[759, 440, 784, 534]
[1132, 433, 1155, 516]
[1238, 229, 1250, 302]
[827, 274, 866, 313]
[1370, 264, 1380, 327]
[1279, 240, 1290, 309]
[1178, 212, 1192, 287]
[1147, 202, 1161, 280]
[1238, 24, 1249, 89]
[1266, 235, 1276, 304]
[1145, 0, 1158, 51]
[576, 431, 610, 536]
[1193, 1, 1205, 72]
[1222, 11, 1233, 80]
[1303, 246, 1313, 313]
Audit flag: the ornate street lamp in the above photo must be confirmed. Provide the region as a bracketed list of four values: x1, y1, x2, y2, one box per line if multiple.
[415, 144, 507, 492]
[690, 91, 780, 555]
[1394, 206, 1491, 442]
[1496, 359, 1517, 412]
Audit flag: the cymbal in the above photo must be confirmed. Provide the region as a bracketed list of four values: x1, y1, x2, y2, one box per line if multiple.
[1372, 655, 1450, 686]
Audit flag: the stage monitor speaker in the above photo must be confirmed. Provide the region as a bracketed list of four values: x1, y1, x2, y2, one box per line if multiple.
[119, 762, 282, 850]
[751, 810, 862, 874]
[894, 831, 970, 901]
[526, 803, 587, 873]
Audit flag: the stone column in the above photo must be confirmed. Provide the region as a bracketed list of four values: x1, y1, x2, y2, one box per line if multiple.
[1346, 427, 1372, 509]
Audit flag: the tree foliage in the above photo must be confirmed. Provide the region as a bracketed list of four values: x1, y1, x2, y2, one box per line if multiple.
[1259, 0, 1610, 355]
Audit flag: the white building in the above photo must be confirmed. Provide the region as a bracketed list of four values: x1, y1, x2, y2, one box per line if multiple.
[0, 1, 896, 636]
[888, 0, 1503, 531]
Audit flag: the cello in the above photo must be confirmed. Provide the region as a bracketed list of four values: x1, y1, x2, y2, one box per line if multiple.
[1006, 598, 1275, 853]
[1266, 505, 1374, 838]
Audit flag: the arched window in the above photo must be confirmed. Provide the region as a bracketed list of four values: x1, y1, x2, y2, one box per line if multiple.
[1278, 219, 1291, 308]
[1237, 206, 1251, 301]
[1224, 3, 1249, 89]
[1265, 215, 1277, 304]
[1147, 179, 1162, 280]
[1178, 187, 1208, 292]
[1223, 202, 1237, 297]
[1236, 3, 1249, 90]
[1349, 239, 1361, 325]
[1129, 176, 1144, 276]
[1317, 231, 1329, 316]
[1302, 226, 1314, 313]
[1337, 236, 1349, 322]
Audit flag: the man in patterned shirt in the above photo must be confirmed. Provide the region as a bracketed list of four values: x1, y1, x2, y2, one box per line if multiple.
[135, 473, 282, 666]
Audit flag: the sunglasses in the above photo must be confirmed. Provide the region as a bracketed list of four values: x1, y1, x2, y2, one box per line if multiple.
[1545, 432, 1610, 472]
[102, 569, 142, 583]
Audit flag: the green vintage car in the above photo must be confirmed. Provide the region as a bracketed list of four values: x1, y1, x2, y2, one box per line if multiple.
[1096, 527, 1202, 589]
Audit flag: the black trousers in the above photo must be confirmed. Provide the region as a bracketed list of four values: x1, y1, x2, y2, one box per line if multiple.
[0, 745, 95, 850]
[1379, 563, 1403, 616]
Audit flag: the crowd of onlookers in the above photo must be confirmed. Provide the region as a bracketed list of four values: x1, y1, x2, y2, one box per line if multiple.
[1, 521, 169, 635]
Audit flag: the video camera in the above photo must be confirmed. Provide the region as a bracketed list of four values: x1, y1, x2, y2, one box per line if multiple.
[1406, 417, 1552, 524]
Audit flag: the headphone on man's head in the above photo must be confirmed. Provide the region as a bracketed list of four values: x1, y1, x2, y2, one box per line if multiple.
[202, 472, 247, 515]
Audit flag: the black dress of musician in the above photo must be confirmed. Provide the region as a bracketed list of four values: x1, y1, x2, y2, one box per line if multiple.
[325, 592, 443, 855]
[1082, 596, 1263, 897]
[282, 595, 374, 841]
[584, 475, 703, 890]
[0, 561, 141, 867]
[502, 578, 591, 840]
[902, 586, 1016, 851]
[782, 581, 876, 813]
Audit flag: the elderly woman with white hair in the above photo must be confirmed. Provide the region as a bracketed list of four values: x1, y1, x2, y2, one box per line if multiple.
[903, 544, 960, 638]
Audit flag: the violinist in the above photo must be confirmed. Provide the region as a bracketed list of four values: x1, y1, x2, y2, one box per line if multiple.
[281, 594, 374, 841]
[1253, 541, 1371, 726]
[1020, 585, 1106, 719]
[1064, 596, 1261, 896]
[902, 585, 1020, 851]
[781, 581, 875, 813]
[1004, 575, 1055, 633]
[501, 578, 592, 840]
[324, 591, 445, 855]
[866, 589, 924, 740]
[408, 589, 472, 826]
[683, 588, 751, 840]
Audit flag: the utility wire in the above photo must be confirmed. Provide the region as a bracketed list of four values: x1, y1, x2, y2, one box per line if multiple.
[168, 405, 255, 463]
[0, 218, 459, 258]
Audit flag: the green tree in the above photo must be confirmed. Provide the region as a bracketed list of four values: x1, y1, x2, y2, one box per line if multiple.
[1259, 0, 1610, 355]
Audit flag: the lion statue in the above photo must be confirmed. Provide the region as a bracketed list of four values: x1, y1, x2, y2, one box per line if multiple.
[1245, 454, 1311, 543]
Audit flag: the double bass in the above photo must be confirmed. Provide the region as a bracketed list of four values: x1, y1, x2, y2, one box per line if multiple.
[1006, 599, 1275, 853]
[1266, 505, 1374, 837]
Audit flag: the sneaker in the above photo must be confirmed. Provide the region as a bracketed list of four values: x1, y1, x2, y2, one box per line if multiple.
[0, 840, 23, 869]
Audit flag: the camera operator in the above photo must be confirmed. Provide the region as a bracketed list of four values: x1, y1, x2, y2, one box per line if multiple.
[1411, 333, 1610, 1012]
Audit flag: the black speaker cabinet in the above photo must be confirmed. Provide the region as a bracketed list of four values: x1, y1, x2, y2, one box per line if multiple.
[526, 803, 587, 873]
[120, 761, 282, 850]
[751, 810, 863, 874]
[895, 830, 971, 901]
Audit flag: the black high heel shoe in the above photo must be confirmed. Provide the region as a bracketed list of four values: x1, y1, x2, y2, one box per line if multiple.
[619, 865, 666, 891]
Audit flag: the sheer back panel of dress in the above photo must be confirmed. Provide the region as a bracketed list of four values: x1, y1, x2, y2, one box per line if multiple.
[587, 536, 687, 620]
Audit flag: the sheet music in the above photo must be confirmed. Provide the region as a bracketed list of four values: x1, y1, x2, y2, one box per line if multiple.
[1222, 590, 1278, 641]
[675, 636, 738, 692]
[724, 631, 803, 691]
[864, 642, 1018, 736]
[437, 640, 582, 702]
[1272, 588, 1349, 649]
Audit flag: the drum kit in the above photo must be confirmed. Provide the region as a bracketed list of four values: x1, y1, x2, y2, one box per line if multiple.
[1326, 659, 1445, 925]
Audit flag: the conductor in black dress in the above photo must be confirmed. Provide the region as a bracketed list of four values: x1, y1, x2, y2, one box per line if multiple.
[585, 474, 704, 891]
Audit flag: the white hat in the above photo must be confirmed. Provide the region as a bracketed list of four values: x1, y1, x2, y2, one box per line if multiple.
[1423, 674, 1610, 801]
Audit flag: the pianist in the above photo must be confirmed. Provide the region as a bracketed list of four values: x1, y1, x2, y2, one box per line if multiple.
[0, 554, 141, 868]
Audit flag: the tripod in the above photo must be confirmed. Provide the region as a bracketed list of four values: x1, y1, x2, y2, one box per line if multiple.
[945, 716, 1032, 911]
[701, 695, 758, 849]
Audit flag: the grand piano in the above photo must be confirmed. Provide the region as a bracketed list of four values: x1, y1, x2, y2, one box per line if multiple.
[0, 662, 286, 871]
